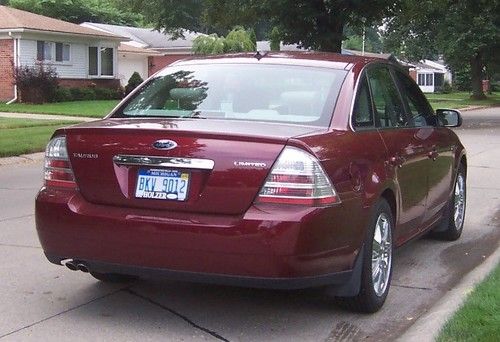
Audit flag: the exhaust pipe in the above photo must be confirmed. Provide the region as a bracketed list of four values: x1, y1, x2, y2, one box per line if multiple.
[64, 260, 78, 271]
[61, 259, 89, 272]
[77, 263, 89, 273]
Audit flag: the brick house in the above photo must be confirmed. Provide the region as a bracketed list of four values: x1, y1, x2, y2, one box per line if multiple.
[0, 5, 126, 102]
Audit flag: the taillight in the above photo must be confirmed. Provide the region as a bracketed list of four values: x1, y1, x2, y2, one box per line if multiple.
[256, 146, 340, 206]
[44, 136, 76, 189]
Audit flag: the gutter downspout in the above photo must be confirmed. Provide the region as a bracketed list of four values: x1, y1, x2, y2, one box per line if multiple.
[6, 32, 18, 104]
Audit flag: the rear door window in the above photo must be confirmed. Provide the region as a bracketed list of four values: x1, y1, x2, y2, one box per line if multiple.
[366, 66, 408, 128]
[352, 74, 375, 129]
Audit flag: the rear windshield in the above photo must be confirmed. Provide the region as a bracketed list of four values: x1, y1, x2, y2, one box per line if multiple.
[113, 64, 347, 127]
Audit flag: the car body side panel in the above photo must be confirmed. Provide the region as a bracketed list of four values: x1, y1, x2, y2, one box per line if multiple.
[424, 127, 459, 224]
[376, 127, 434, 243]
[293, 129, 389, 247]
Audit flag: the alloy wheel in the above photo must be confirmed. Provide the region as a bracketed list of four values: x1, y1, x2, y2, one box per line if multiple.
[371, 213, 392, 297]
[454, 173, 466, 229]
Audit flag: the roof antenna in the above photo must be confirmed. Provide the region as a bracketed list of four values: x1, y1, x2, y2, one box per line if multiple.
[253, 51, 268, 61]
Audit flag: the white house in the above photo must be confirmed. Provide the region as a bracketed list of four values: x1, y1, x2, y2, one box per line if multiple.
[0, 5, 126, 102]
[409, 59, 452, 93]
[81, 23, 203, 84]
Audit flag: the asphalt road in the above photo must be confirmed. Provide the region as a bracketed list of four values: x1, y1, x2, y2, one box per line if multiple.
[1, 107, 499, 342]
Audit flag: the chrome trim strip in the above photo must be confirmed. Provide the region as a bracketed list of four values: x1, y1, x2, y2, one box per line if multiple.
[113, 155, 215, 170]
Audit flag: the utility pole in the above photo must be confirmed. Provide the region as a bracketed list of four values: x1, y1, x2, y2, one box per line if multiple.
[361, 18, 366, 56]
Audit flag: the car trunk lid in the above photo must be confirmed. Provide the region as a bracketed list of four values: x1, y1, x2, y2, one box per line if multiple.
[64, 118, 325, 215]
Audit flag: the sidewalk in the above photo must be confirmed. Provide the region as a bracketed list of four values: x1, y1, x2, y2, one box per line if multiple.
[0, 112, 97, 122]
[398, 246, 500, 341]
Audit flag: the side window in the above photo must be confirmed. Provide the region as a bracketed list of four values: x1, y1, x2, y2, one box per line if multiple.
[394, 70, 436, 127]
[366, 66, 407, 128]
[352, 74, 375, 129]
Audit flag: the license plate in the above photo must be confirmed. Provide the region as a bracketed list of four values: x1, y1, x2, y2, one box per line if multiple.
[135, 169, 189, 201]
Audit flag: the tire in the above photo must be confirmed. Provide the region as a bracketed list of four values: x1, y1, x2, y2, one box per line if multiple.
[432, 166, 466, 241]
[90, 272, 137, 283]
[336, 199, 394, 313]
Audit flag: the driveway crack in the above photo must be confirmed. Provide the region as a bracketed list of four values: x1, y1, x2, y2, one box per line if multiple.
[124, 288, 230, 342]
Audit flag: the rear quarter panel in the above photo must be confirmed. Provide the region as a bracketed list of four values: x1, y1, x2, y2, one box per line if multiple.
[291, 129, 390, 253]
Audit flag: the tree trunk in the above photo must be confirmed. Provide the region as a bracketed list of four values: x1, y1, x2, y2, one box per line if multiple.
[470, 53, 486, 100]
[316, 14, 344, 52]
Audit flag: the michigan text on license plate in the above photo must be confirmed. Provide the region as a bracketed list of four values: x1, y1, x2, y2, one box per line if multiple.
[135, 169, 189, 201]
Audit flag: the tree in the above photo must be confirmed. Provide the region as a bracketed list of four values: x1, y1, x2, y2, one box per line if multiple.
[383, 0, 500, 99]
[343, 26, 384, 53]
[7, 0, 142, 25]
[269, 26, 281, 51]
[192, 27, 255, 54]
[259, 0, 396, 52]
[119, 0, 397, 52]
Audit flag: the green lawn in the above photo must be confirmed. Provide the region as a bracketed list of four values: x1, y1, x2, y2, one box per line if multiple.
[426, 92, 500, 110]
[0, 118, 81, 157]
[437, 264, 500, 342]
[0, 100, 119, 118]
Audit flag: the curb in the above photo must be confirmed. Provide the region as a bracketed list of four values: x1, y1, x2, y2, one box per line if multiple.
[0, 112, 96, 122]
[397, 244, 500, 342]
[0, 152, 45, 167]
[460, 105, 499, 112]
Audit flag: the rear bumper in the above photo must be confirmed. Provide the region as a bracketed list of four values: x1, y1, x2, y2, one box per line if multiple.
[36, 187, 365, 289]
[45, 254, 354, 290]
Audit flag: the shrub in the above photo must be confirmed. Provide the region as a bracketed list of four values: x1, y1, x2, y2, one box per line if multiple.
[70, 87, 96, 101]
[453, 67, 472, 91]
[224, 27, 256, 53]
[54, 87, 73, 102]
[125, 72, 144, 95]
[192, 27, 256, 55]
[442, 80, 453, 94]
[269, 27, 281, 52]
[192, 34, 226, 55]
[94, 87, 119, 100]
[14, 63, 58, 103]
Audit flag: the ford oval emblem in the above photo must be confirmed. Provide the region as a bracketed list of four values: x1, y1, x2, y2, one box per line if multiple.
[152, 139, 178, 150]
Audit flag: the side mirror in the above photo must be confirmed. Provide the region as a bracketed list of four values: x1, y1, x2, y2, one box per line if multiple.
[436, 109, 462, 127]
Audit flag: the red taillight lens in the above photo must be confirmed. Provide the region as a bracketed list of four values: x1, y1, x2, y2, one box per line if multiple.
[256, 147, 340, 206]
[44, 136, 76, 189]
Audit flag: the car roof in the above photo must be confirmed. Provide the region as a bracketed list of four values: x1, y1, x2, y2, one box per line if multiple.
[171, 51, 393, 71]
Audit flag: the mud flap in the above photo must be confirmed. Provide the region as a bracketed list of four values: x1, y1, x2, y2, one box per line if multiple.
[327, 245, 364, 297]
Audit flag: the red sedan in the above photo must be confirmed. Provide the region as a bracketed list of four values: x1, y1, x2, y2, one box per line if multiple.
[36, 52, 466, 312]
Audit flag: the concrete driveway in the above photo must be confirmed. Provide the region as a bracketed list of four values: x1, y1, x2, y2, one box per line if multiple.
[0, 108, 499, 341]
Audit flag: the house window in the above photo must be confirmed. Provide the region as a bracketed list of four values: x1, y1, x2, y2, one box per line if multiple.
[101, 48, 114, 76]
[418, 73, 434, 86]
[89, 47, 98, 76]
[37, 41, 70, 62]
[426, 73, 433, 86]
[88, 46, 114, 77]
[37, 41, 53, 61]
[55, 43, 70, 62]
[417, 74, 425, 86]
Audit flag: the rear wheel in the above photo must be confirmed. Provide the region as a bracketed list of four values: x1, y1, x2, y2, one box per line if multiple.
[337, 199, 394, 313]
[432, 166, 466, 241]
[90, 272, 137, 283]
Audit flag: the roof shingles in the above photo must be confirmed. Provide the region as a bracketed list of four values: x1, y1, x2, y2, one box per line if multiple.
[0, 5, 124, 39]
